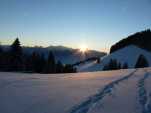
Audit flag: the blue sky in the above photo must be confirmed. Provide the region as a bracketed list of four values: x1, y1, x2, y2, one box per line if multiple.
[0, 0, 151, 52]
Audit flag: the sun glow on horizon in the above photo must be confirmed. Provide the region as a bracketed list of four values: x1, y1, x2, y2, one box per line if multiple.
[79, 44, 88, 53]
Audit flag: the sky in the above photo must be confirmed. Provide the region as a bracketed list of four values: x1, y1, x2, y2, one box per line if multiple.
[0, 0, 151, 52]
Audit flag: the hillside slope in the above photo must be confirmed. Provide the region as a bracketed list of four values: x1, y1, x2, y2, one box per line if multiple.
[77, 45, 151, 72]
[110, 29, 151, 53]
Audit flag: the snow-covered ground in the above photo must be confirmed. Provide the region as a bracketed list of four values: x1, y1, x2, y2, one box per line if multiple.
[77, 45, 151, 72]
[0, 68, 151, 113]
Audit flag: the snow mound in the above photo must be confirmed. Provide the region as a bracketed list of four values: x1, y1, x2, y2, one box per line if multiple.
[77, 45, 151, 72]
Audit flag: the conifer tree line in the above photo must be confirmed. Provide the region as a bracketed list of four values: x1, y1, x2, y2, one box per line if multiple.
[110, 29, 151, 53]
[135, 54, 149, 68]
[103, 59, 128, 71]
[103, 54, 149, 71]
[0, 38, 76, 73]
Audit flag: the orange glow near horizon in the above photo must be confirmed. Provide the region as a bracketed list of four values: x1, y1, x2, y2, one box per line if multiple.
[0, 39, 109, 53]
[79, 44, 88, 53]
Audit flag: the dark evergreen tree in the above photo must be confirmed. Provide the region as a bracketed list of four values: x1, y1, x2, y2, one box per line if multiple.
[108, 59, 118, 70]
[103, 65, 109, 71]
[135, 54, 149, 68]
[108, 59, 114, 70]
[30, 52, 46, 73]
[56, 61, 64, 73]
[24, 54, 33, 72]
[10, 38, 23, 71]
[0, 44, 2, 53]
[0, 44, 3, 71]
[38, 54, 46, 73]
[103, 60, 112, 71]
[96, 57, 100, 63]
[31, 52, 39, 72]
[44, 51, 56, 73]
[122, 63, 128, 69]
[63, 64, 76, 73]
[103, 59, 121, 71]
[117, 62, 121, 69]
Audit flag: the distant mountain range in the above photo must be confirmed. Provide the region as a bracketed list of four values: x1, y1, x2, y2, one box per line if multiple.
[1, 45, 106, 65]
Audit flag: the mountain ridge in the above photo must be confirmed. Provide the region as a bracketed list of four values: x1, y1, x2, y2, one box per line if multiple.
[1, 45, 106, 65]
[110, 29, 151, 53]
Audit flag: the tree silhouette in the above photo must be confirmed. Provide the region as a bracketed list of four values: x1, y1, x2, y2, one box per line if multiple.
[31, 52, 39, 72]
[122, 63, 128, 69]
[108, 59, 118, 70]
[110, 29, 151, 53]
[30, 52, 46, 73]
[63, 64, 76, 73]
[96, 57, 100, 63]
[0, 43, 2, 53]
[103, 59, 121, 71]
[0, 44, 3, 71]
[10, 38, 23, 71]
[56, 61, 64, 73]
[135, 54, 149, 68]
[118, 62, 121, 69]
[44, 51, 56, 73]
[0, 38, 77, 73]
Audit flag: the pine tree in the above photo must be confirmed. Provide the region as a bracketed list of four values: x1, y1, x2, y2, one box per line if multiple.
[118, 62, 121, 69]
[135, 54, 149, 68]
[30, 52, 46, 73]
[108, 59, 118, 70]
[10, 38, 23, 71]
[122, 63, 128, 69]
[24, 54, 33, 72]
[63, 64, 76, 73]
[0, 44, 3, 71]
[11, 38, 22, 56]
[56, 61, 64, 73]
[45, 51, 56, 73]
[0, 43, 2, 53]
[96, 57, 100, 63]
[31, 52, 38, 72]
[38, 54, 46, 73]
[108, 59, 114, 70]
[103, 59, 120, 71]
[103, 65, 109, 71]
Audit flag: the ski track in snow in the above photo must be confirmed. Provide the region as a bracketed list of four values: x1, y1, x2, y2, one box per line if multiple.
[138, 71, 151, 113]
[1, 69, 151, 113]
[69, 69, 137, 113]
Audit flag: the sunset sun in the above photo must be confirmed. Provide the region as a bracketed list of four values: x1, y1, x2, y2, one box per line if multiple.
[79, 44, 88, 53]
